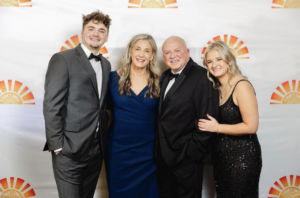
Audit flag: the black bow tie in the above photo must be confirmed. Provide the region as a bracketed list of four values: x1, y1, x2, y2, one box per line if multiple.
[88, 53, 102, 62]
[169, 73, 179, 81]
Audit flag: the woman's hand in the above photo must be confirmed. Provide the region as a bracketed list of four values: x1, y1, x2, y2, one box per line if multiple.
[198, 114, 219, 133]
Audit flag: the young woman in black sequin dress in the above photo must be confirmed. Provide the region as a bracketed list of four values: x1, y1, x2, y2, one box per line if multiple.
[198, 41, 262, 198]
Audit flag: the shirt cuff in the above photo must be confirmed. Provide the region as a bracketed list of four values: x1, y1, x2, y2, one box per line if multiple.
[54, 148, 62, 152]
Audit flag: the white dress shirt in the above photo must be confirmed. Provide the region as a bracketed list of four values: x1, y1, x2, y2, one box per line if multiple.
[164, 66, 186, 100]
[81, 44, 103, 99]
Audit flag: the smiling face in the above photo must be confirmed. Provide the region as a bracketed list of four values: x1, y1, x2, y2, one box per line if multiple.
[162, 37, 190, 73]
[81, 20, 108, 53]
[206, 50, 229, 78]
[130, 39, 154, 69]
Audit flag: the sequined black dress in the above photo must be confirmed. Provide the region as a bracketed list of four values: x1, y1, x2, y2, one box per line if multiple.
[213, 80, 262, 198]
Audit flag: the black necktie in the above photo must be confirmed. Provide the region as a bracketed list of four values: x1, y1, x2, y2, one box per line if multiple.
[169, 73, 179, 81]
[88, 53, 102, 62]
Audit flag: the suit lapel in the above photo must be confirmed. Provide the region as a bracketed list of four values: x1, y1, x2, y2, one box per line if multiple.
[99, 56, 109, 108]
[162, 72, 186, 113]
[159, 72, 170, 115]
[75, 44, 99, 99]
[160, 58, 194, 117]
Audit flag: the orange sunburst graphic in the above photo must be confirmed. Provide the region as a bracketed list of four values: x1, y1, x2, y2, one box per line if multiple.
[128, 0, 177, 8]
[0, 80, 35, 105]
[268, 175, 300, 197]
[272, 0, 300, 8]
[0, 177, 36, 198]
[0, 0, 32, 7]
[201, 35, 250, 59]
[270, 80, 300, 104]
[60, 35, 109, 59]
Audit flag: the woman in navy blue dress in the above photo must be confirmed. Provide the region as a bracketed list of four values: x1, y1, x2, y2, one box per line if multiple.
[106, 34, 161, 197]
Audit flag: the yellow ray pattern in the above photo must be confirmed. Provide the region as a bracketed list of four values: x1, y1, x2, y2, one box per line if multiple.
[129, 0, 140, 4]
[0, 0, 19, 7]
[229, 36, 238, 48]
[202, 34, 250, 59]
[0, 80, 35, 105]
[272, 0, 300, 8]
[290, 175, 294, 186]
[270, 80, 300, 104]
[165, 0, 176, 4]
[13, 81, 22, 93]
[295, 176, 300, 186]
[10, 177, 14, 188]
[269, 175, 300, 197]
[128, 0, 177, 8]
[60, 35, 109, 59]
[8, 80, 12, 91]
[0, 0, 32, 7]
[274, 181, 283, 190]
[19, 0, 32, 7]
[0, 177, 36, 197]
[15, 178, 25, 190]
[0, 81, 7, 92]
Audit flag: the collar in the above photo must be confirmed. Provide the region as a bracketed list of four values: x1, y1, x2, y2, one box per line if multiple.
[81, 43, 100, 58]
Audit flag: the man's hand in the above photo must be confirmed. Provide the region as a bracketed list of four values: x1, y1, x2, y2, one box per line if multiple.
[55, 151, 60, 155]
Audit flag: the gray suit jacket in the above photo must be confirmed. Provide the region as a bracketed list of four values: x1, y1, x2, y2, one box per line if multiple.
[43, 44, 111, 161]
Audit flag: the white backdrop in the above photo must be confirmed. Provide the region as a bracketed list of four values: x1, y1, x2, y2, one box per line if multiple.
[0, 0, 299, 197]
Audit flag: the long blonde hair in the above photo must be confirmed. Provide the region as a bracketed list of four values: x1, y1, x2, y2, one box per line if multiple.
[202, 40, 245, 89]
[118, 34, 161, 98]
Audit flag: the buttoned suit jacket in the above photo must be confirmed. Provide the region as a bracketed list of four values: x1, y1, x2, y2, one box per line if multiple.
[43, 44, 111, 161]
[157, 58, 219, 166]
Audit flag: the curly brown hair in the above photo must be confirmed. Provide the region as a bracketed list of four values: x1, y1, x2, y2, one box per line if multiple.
[82, 10, 112, 32]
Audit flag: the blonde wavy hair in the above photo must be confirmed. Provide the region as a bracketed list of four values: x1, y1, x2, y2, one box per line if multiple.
[202, 40, 245, 89]
[118, 34, 161, 98]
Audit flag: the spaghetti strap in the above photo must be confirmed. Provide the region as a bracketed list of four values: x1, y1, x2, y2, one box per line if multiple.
[232, 79, 256, 95]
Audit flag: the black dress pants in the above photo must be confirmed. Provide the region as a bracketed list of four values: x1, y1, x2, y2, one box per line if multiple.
[51, 133, 103, 198]
[158, 152, 204, 198]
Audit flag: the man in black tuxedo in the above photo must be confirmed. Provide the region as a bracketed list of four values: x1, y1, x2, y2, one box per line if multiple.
[43, 11, 111, 198]
[157, 36, 219, 198]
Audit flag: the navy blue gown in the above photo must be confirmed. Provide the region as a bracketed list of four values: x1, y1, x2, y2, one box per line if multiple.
[106, 71, 159, 198]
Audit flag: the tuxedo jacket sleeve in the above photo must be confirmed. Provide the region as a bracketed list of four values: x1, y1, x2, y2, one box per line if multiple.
[186, 72, 219, 162]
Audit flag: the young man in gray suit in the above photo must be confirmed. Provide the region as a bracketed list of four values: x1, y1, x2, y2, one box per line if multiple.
[43, 10, 112, 198]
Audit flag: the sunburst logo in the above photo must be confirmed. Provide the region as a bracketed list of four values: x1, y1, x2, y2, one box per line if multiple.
[128, 0, 177, 8]
[60, 35, 109, 59]
[0, 0, 32, 7]
[201, 34, 249, 59]
[0, 177, 36, 197]
[272, 0, 300, 8]
[268, 175, 300, 197]
[0, 80, 35, 105]
[270, 80, 300, 104]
